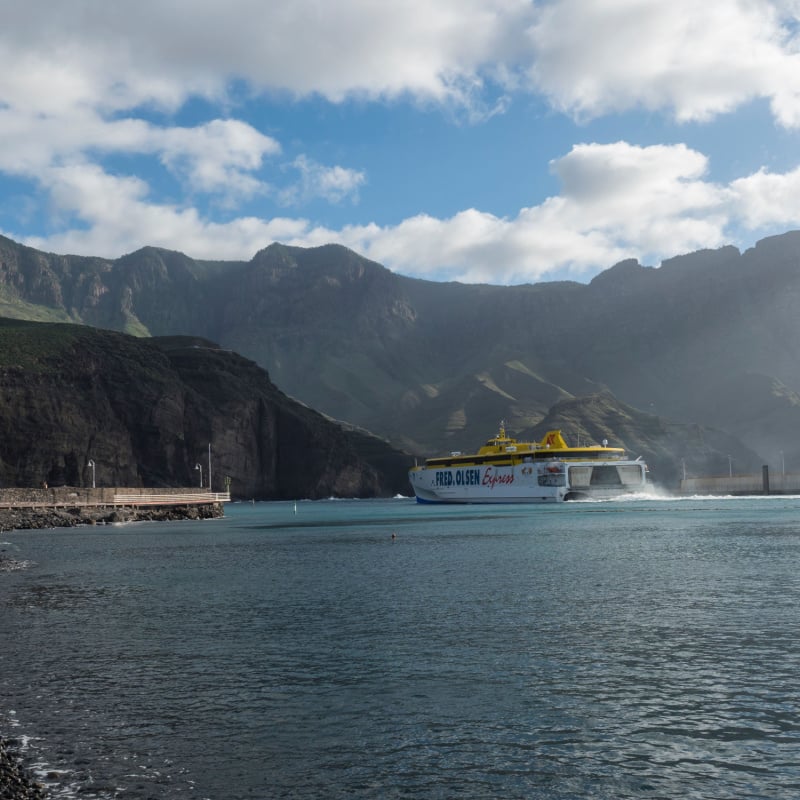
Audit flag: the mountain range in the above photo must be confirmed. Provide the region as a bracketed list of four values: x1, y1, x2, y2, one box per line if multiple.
[2, 230, 800, 489]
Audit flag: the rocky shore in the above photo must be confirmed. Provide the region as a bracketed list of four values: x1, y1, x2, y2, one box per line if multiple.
[0, 737, 45, 800]
[0, 503, 223, 532]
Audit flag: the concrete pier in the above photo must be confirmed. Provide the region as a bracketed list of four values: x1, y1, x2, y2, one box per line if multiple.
[0, 486, 230, 508]
[680, 468, 800, 496]
[0, 487, 231, 531]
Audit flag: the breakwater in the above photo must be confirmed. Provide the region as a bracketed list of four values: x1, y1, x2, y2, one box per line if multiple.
[680, 467, 800, 496]
[0, 487, 230, 531]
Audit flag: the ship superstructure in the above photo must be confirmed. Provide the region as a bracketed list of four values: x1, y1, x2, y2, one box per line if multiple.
[409, 423, 647, 503]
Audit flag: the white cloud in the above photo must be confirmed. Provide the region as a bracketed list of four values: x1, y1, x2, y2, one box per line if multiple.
[325, 150, 800, 282]
[548, 141, 727, 255]
[0, 0, 534, 111]
[0, 109, 280, 194]
[280, 156, 366, 206]
[3, 1, 795, 124]
[157, 119, 280, 200]
[3, 1, 800, 284]
[22, 141, 800, 285]
[528, 0, 800, 126]
[326, 142, 733, 282]
[728, 164, 800, 227]
[20, 163, 312, 260]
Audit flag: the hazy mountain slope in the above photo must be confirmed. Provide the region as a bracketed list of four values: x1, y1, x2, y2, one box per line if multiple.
[213, 244, 422, 425]
[208, 246, 609, 449]
[573, 237, 800, 417]
[213, 235, 800, 463]
[522, 391, 762, 488]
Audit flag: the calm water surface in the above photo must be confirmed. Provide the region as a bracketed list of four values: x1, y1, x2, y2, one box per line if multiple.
[2, 496, 800, 799]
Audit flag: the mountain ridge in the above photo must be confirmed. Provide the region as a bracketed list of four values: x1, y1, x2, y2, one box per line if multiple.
[2, 231, 800, 485]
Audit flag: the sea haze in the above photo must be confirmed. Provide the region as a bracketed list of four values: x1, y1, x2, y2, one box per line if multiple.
[2, 497, 800, 799]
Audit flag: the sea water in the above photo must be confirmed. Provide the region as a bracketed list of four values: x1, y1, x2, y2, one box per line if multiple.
[2, 495, 800, 799]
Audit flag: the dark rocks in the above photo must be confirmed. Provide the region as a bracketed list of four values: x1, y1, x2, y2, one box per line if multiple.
[0, 553, 31, 573]
[0, 737, 45, 800]
[0, 503, 224, 532]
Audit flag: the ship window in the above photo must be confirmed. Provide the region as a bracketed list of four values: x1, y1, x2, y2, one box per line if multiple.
[568, 466, 592, 487]
[617, 465, 645, 486]
[569, 465, 643, 488]
[590, 466, 623, 486]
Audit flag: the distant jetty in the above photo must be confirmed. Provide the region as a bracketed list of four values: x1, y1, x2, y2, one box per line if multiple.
[0, 487, 231, 531]
[680, 466, 800, 496]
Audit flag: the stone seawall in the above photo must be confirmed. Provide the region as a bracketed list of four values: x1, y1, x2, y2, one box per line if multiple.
[0, 487, 229, 531]
[680, 469, 800, 496]
[0, 486, 228, 507]
[0, 503, 224, 531]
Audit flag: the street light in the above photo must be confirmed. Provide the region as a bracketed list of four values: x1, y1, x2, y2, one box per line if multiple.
[781, 450, 785, 476]
[194, 463, 203, 488]
[728, 455, 732, 477]
[87, 459, 96, 489]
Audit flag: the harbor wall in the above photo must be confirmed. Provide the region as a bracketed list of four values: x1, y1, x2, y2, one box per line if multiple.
[0, 487, 230, 508]
[0, 487, 231, 531]
[680, 469, 800, 496]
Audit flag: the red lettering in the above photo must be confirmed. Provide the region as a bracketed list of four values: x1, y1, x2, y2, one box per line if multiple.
[482, 466, 515, 490]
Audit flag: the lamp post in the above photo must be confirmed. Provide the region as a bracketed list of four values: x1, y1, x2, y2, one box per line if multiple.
[728, 455, 732, 477]
[195, 463, 203, 488]
[87, 459, 96, 489]
[208, 442, 212, 493]
[781, 450, 785, 476]
[682, 459, 686, 481]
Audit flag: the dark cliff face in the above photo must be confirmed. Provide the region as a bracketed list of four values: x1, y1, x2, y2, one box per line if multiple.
[0, 319, 413, 499]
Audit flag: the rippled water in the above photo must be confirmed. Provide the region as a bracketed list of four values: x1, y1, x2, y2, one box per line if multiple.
[2, 496, 800, 799]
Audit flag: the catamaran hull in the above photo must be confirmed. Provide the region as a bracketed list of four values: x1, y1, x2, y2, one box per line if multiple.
[409, 461, 647, 504]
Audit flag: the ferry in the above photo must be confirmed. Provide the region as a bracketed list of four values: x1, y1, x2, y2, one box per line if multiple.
[408, 423, 648, 503]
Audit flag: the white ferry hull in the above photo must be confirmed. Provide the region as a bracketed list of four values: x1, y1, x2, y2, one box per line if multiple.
[409, 460, 647, 504]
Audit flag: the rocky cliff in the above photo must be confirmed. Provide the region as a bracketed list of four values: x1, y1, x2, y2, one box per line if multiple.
[0, 319, 413, 499]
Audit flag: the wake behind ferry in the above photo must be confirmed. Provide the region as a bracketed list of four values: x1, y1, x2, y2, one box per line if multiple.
[409, 423, 648, 503]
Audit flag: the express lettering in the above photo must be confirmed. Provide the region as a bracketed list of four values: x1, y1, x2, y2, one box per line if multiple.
[482, 466, 514, 490]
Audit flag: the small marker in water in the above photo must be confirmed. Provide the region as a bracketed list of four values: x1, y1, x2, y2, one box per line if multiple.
[391, 532, 396, 540]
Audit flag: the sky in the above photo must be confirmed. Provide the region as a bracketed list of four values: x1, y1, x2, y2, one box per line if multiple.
[1, 0, 800, 285]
